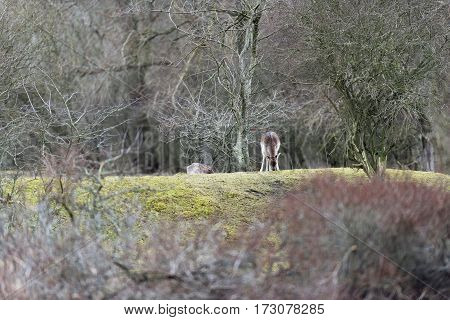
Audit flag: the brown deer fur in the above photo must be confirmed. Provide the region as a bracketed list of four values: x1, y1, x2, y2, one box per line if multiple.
[260, 132, 281, 171]
[186, 163, 214, 174]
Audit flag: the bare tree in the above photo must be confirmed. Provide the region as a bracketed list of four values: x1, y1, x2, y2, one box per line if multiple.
[297, 0, 448, 177]
[157, 0, 282, 172]
[1, 0, 448, 175]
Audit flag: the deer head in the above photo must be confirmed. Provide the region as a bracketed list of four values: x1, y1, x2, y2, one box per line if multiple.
[266, 152, 281, 171]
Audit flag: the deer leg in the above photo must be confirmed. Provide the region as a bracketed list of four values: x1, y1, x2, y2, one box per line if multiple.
[276, 151, 281, 171]
[260, 156, 265, 172]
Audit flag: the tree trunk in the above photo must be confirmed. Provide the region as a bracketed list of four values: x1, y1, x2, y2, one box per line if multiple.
[232, 0, 265, 171]
[420, 135, 435, 172]
[349, 131, 387, 178]
[233, 123, 250, 171]
[375, 154, 387, 177]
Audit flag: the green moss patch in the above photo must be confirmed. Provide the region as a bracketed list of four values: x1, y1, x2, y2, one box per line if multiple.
[2, 169, 448, 230]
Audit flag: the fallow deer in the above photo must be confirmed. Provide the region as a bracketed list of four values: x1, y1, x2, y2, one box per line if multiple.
[260, 131, 281, 172]
[186, 163, 214, 174]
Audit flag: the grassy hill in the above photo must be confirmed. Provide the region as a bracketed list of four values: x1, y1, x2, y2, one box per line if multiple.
[5, 168, 449, 233]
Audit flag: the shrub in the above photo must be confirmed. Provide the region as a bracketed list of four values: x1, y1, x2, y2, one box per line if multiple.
[0, 174, 448, 299]
[267, 175, 450, 299]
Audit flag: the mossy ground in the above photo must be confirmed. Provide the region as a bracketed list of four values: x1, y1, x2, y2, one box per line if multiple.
[1, 169, 449, 233]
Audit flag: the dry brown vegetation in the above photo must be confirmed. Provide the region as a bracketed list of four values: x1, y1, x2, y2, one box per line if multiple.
[1, 174, 448, 299]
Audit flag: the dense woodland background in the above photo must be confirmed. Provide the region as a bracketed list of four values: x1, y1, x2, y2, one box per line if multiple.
[1, 0, 449, 300]
[1, 0, 448, 176]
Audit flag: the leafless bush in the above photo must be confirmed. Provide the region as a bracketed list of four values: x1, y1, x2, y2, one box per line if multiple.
[269, 175, 450, 299]
[1, 174, 447, 299]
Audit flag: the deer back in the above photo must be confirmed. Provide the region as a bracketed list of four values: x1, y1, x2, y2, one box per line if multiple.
[261, 132, 280, 156]
[186, 163, 214, 174]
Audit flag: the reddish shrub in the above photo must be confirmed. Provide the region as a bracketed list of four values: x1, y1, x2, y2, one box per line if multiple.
[265, 175, 450, 299]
